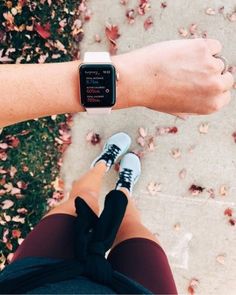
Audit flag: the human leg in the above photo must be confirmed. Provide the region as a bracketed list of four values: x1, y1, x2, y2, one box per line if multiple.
[107, 153, 178, 294]
[11, 162, 106, 262]
[11, 132, 131, 262]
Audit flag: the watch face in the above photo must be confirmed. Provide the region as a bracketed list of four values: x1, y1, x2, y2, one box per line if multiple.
[79, 64, 116, 108]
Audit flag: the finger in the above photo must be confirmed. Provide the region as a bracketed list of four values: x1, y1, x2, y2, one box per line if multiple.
[204, 39, 222, 55]
[211, 56, 225, 73]
[219, 72, 234, 91]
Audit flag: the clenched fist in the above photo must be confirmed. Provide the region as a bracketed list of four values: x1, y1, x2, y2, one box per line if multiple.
[114, 38, 234, 115]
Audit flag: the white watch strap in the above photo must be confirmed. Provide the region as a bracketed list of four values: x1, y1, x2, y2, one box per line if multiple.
[84, 52, 111, 63]
[83, 51, 112, 115]
[86, 108, 111, 114]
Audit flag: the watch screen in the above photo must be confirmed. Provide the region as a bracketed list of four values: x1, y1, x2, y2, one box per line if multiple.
[79, 64, 116, 108]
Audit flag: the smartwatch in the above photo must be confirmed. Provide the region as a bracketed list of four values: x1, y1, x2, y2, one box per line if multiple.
[79, 52, 116, 114]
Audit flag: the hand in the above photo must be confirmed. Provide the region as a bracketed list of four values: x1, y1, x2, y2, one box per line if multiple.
[114, 39, 234, 115]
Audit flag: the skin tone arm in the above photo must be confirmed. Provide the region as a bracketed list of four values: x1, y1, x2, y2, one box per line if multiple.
[0, 38, 234, 128]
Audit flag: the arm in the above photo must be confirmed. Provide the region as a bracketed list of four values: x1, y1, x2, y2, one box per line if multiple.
[0, 38, 233, 128]
[0, 58, 131, 127]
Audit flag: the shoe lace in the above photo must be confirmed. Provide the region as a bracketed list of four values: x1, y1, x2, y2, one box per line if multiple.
[102, 144, 120, 165]
[119, 168, 133, 190]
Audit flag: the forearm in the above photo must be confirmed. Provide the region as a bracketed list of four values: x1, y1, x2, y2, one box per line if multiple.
[0, 57, 131, 127]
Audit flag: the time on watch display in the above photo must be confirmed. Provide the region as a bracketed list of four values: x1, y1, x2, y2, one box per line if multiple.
[79, 64, 116, 108]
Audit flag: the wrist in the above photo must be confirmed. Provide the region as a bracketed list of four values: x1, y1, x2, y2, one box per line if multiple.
[111, 54, 138, 109]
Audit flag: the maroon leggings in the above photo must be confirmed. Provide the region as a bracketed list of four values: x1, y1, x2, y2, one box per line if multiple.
[11, 213, 178, 294]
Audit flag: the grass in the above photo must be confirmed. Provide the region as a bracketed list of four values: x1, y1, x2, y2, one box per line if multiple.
[0, 0, 84, 269]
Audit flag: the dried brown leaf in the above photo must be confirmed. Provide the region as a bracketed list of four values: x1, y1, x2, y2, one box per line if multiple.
[138, 127, 147, 138]
[219, 185, 228, 197]
[173, 222, 181, 231]
[227, 12, 236, 22]
[1, 200, 14, 210]
[147, 181, 162, 195]
[216, 254, 226, 265]
[137, 136, 146, 147]
[198, 122, 209, 134]
[205, 8, 216, 15]
[178, 27, 188, 38]
[179, 168, 187, 179]
[170, 148, 181, 159]
[187, 278, 199, 295]
[144, 16, 153, 30]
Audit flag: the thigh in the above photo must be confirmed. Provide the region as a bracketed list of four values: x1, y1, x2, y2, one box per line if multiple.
[11, 213, 77, 263]
[107, 238, 178, 295]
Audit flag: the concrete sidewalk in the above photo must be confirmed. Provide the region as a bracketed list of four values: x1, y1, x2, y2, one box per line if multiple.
[62, 1, 236, 294]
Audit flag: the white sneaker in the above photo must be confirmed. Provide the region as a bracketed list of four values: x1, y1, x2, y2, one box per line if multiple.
[91, 132, 131, 172]
[115, 152, 141, 195]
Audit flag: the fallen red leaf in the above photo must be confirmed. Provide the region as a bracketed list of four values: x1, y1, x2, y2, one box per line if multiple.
[224, 208, 233, 217]
[12, 229, 21, 238]
[91, 133, 101, 145]
[189, 184, 205, 195]
[144, 16, 153, 30]
[232, 131, 236, 143]
[35, 22, 51, 39]
[126, 9, 135, 24]
[229, 218, 236, 226]
[188, 286, 195, 295]
[187, 278, 199, 295]
[161, 1, 167, 8]
[6, 136, 20, 148]
[6, 242, 13, 251]
[105, 23, 120, 42]
[138, 0, 150, 15]
[105, 23, 121, 55]
[168, 126, 178, 134]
